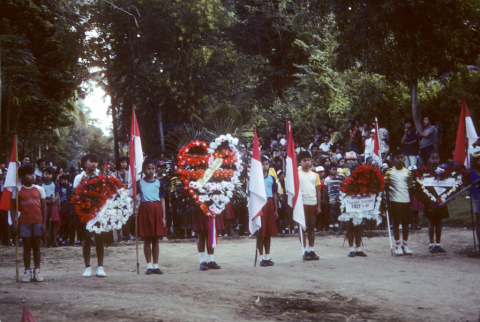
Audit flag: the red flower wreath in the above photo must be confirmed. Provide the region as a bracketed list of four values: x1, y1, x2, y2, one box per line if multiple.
[340, 165, 385, 196]
[70, 174, 123, 223]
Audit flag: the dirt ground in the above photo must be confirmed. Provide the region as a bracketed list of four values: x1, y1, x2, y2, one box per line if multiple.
[1, 228, 479, 322]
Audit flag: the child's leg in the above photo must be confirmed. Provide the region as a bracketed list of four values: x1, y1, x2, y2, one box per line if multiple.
[152, 237, 159, 264]
[52, 226, 58, 244]
[434, 218, 442, 244]
[476, 213, 480, 247]
[354, 229, 362, 248]
[428, 219, 435, 243]
[347, 230, 354, 247]
[94, 235, 104, 266]
[32, 236, 42, 268]
[197, 231, 206, 253]
[257, 234, 264, 255]
[143, 237, 152, 263]
[23, 237, 32, 269]
[264, 236, 271, 255]
[402, 210, 410, 241]
[83, 236, 91, 266]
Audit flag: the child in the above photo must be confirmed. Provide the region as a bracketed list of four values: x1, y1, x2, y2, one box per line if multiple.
[324, 164, 343, 232]
[470, 153, 480, 251]
[422, 152, 448, 253]
[11, 165, 47, 282]
[74, 153, 109, 277]
[258, 156, 279, 267]
[319, 135, 332, 158]
[385, 150, 415, 255]
[34, 159, 45, 184]
[41, 168, 61, 247]
[193, 209, 224, 270]
[114, 157, 133, 241]
[297, 151, 321, 261]
[58, 174, 74, 245]
[136, 159, 167, 274]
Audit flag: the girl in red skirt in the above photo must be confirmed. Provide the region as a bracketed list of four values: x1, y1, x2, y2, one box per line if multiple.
[259, 156, 278, 267]
[136, 159, 167, 275]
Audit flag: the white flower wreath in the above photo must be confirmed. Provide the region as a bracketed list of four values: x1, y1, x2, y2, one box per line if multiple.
[86, 187, 134, 234]
[338, 192, 383, 226]
[416, 175, 463, 203]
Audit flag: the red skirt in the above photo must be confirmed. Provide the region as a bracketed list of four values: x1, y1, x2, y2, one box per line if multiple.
[410, 196, 423, 211]
[47, 203, 62, 228]
[192, 210, 225, 232]
[259, 199, 278, 237]
[138, 201, 167, 237]
[222, 202, 236, 221]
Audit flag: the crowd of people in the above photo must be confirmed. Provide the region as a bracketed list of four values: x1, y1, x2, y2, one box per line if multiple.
[1, 114, 479, 283]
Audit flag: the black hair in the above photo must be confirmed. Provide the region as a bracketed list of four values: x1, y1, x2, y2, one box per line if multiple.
[19, 165, 35, 177]
[323, 134, 331, 139]
[36, 159, 45, 166]
[404, 118, 414, 125]
[316, 127, 322, 132]
[330, 163, 338, 169]
[59, 174, 70, 181]
[311, 143, 319, 149]
[424, 115, 434, 124]
[274, 156, 282, 163]
[392, 149, 404, 158]
[22, 155, 30, 160]
[142, 159, 156, 172]
[326, 123, 333, 129]
[348, 118, 355, 124]
[43, 167, 55, 175]
[297, 151, 311, 163]
[116, 157, 129, 170]
[427, 151, 439, 159]
[83, 153, 99, 167]
[261, 156, 270, 163]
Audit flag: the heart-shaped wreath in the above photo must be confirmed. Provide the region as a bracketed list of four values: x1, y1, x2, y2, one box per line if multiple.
[176, 134, 243, 218]
[71, 174, 134, 233]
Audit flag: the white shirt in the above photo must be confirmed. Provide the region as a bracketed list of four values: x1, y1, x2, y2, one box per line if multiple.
[364, 138, 374, 154]
[319, 142, 332, 153]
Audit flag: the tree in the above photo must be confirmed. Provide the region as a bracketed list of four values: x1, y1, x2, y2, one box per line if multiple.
[331, 0, 480, 131]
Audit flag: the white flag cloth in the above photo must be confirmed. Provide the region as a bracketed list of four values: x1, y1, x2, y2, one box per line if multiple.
[248, 128, 266, 235]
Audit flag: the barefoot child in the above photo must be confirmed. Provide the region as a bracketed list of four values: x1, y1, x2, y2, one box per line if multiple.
[135, 159, 167, 274]
[259, 156, 278, 267]
[41, 168, 61, 247]
[297, 151, 321, 261]
[74, 153, 109, 277]
[385, 150, 415, 256]
[11, 165, 47, 282]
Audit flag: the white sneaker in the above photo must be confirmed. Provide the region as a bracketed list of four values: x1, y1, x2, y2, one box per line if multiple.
[33, 268, 44, 282]
[162, 237, 168, 241]
[395, 246, 404, 256]
[402, 245, 413, 255]
[82, 266, 92, 277]
[96, 266, 106, 277]
[22, 269, 32, 283]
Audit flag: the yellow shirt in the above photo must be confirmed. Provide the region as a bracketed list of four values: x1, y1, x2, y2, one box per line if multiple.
[269, 168, 278, 180]
[298, 170, 320, 205]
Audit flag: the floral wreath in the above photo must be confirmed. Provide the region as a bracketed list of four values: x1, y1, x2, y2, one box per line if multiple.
[413, 165, 465, 206]
[71, 174, 133, 233]
[177, 134, 243, 217]
[338, 165, 385, 226]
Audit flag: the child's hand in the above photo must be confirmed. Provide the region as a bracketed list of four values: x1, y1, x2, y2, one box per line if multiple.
[40, 223, 46, 233]
[317, 204, 321, 213]
[162, 219, 166, 228]
[274, 211, 278, 220]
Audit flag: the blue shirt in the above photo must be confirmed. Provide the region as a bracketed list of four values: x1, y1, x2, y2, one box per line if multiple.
[470, 170, 480, 199]
[264, 174, 278, 198]
[137, 178, 166, 202]
[41, 182, 59, 199]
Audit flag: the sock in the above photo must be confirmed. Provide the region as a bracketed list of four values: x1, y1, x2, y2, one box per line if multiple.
[85, 265, 91, 268]
[334, 224, 339, 227]
[147, 262, 153, 269]
[25, 267, 31, 271]
[262, 254, 266, 260]
[329, 224, 333, 228]
[199, 252, 206, 263]
[310, 247, 315, 252]
[356, 247, 362, 252]
[265, 254, 270, 261]
[350, 247, 355, 252]
[436, 243, 441, 246]
[153, 263, 159, 269]
[208, 254, 214, 263]
[98, 265, 103, 268]
[395, 240, 401, 246]
[403, 240, 408, 246]
[430, 243, 435, 247]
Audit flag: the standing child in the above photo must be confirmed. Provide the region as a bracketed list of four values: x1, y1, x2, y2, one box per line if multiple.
[74, 153, 109, 277]
[41, 168, 61, 247]
[324, 164, 343, 232]
[115, 157, 133, 241]
[422, 152, 448, 253]
[11, 165, 47, 282]
[58, 175, 74, 245]
[258, 156, 279, 267]
[136, 159, 167, 275]
[385, 150, 415, 255]
[297, 151, 321, 261]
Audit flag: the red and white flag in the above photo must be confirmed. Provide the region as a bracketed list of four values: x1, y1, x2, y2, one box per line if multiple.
[248, 128, 267, 235]
[454, 95, 478, 168]
[0, 136, 18, 211]
[372, 118, 381, 166]
[130, 106, 144, 199]
[285, 122, 305, 230]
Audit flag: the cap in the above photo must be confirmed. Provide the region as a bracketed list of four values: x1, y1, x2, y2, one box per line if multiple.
[345, 151, 357, 160]
[315, 166, 325, 172]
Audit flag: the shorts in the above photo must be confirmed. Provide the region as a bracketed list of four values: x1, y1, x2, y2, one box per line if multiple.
[390, 202, 410, 225]
[19, 223, 42, 238]
[473, 198, 480, 214]
[304, 204, 317, 230]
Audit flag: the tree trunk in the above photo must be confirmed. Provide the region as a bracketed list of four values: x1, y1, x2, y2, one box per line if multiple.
[111, 95, 120, 163]
[158, 102, 165, 152]
[411, 80, 423, 132]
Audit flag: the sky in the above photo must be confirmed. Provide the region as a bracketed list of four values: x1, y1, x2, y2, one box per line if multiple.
[83, 86, 112, 135]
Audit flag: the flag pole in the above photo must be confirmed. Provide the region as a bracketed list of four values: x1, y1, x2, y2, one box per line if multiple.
[384, 198, 394, 256]
[14, 136, 19, 282]
[133, 108, 140, 274]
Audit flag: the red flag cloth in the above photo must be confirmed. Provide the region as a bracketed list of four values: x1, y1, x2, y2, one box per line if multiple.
[129, 107, 144, 199]
[0, 136, 18, 210]
[248, 128, 266, 235]
[454, 95, 478, 167]
[372, 118, 381, 166]
[285, 122, 305, 229]
[21, 308, 38, 322]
